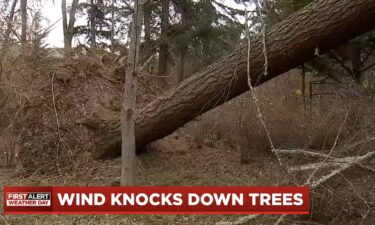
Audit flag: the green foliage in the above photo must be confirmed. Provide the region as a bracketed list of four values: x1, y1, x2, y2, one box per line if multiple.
[169, 0, 245, 64]
[74, 0, 133, 49]
[263, 0, 312, 25]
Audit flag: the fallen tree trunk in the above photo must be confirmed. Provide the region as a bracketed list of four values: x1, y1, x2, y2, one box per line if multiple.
[93, 0, 375, 158]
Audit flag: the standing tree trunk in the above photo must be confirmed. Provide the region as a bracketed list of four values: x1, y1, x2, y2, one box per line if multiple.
[175, 5, 188, 83]
[89, 0, 375, 159]
[121, 0, 145, 186]
[62, 0, 68, 52]
[90, 0, 96, 48]
[141, 1, 152, 63]
[110, 0, 115, 52]
[158, 0, 169, 76]
[20, 0, 27, 52]
[62, 0, 79, 58]
[177, 47, 186, 83]
[1, 0, 19, 58]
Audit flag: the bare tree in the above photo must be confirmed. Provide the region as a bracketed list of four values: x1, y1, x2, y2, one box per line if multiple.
[62, 0, 80, 57]
[121, 0, 146, 186]
[1, 0, 19, 58]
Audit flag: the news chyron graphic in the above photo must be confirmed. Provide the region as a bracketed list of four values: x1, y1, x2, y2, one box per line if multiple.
[3, 186, 309, 214]
[6, 192, 51, 206]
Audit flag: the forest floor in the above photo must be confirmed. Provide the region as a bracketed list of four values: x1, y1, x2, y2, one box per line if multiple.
[0, 134, 288, 225]
[1, 131, 374, 225]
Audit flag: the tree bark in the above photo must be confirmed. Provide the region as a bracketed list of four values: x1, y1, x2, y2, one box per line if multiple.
[176, 47, 186, 83]
[175, 3, 188, 83]
[90, 0, 96, 48]
[140, 1, 152, 63]
[92, 0, 375, 159]
[20, 0, 27, 51]
[62, 0, 79, 57]
[121, 0, 145, 186]
[158, 0, 169, 76]
[110, 0, 115, 52]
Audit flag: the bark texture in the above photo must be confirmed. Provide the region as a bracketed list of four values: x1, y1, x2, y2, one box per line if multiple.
[158, 0, 169, 76]
[62, 0, 79, 57]
[20, 0, 27, 51]
[93, 0, 375, 159]
[121, 0, 145, 186]
[90, 0, 96, 48]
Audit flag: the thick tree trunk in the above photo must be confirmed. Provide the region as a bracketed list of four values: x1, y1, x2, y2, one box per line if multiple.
[92, 0, 375, 159]
[158, 0, 169, 76]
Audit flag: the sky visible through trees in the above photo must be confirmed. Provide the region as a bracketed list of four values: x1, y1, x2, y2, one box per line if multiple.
[39, 0, 247, 47]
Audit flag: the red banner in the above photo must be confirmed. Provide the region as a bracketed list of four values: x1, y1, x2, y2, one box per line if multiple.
[3, 186, 309, 214]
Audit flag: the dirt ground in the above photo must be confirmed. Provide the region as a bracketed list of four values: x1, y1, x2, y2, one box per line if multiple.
[0, 134, 285, 225]
[1, 132, 374, 225]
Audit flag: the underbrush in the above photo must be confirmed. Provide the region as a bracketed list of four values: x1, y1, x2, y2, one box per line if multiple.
[0, 52, 167, 174]
[180, 70, 375, 224]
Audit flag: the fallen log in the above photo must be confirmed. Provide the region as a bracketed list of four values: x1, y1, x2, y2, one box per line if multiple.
[93, 0, 375, 158]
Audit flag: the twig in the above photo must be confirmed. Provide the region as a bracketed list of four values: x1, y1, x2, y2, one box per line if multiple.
[328, 51, 353, 78]
[0, 215, 10, 225]
[139, 73, 172, 78]
[51, 70, 62, 141]
[288, 161, 341, 172]
[360, 60, 375, 73]
[288, 153, 375, 172]
[339, 172, 370, 218]
[274, 149, 330, 158]
[306, 112, 349, 184]
[310, 151, 375, 188]
[274, 214, 287, 225]
[216, 215, 259, 225]
[361, 45, 375, 65]
[139, 54, 154, 72]
[274, 148, 375, 225]
[245, 6, 282, 165]
[51, 70, 62, 175]
[219, 6, 281, 224]
[342, 136, 375, 152]
[356, 163, 375, 173]
[254, 0, 268, 76]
